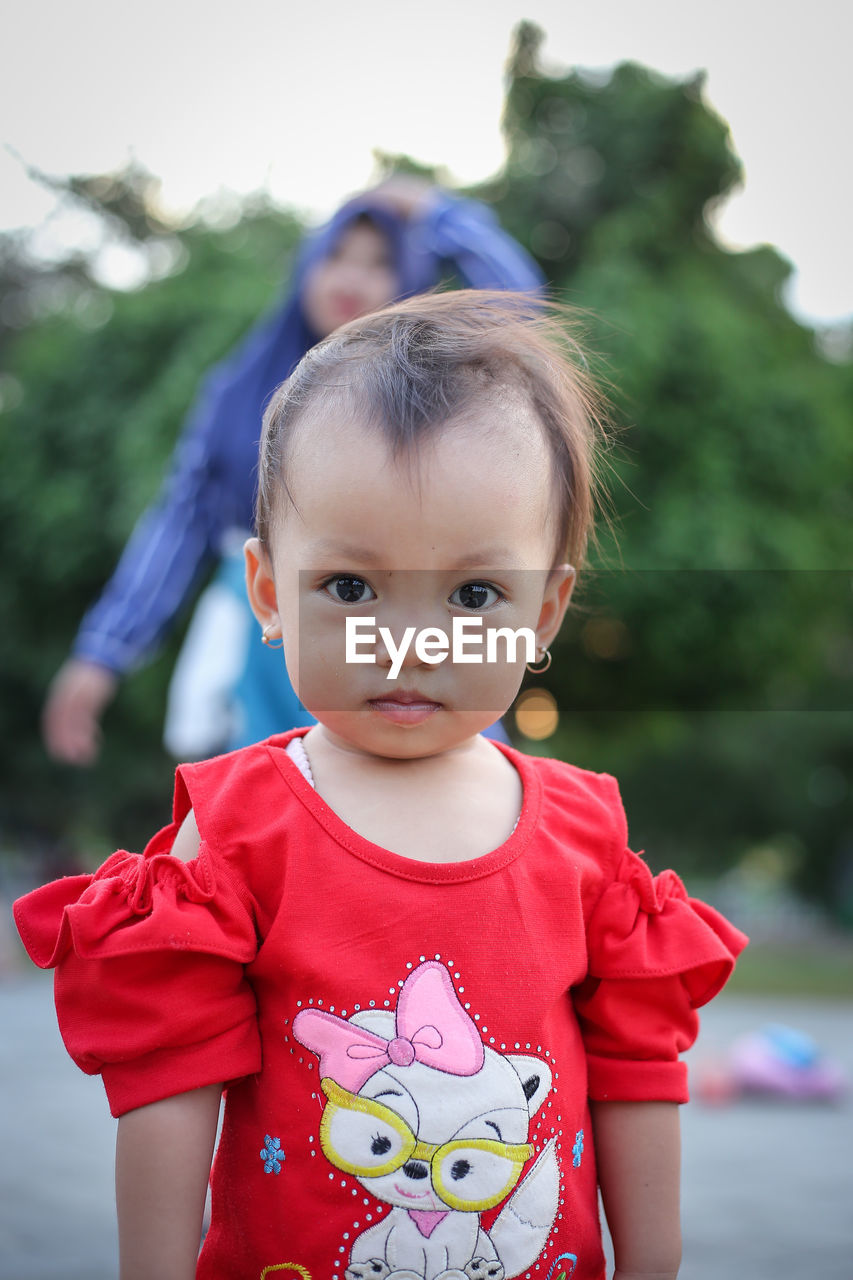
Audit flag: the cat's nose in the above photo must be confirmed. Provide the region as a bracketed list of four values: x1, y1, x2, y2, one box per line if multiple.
[401, 1160, 429, 1181]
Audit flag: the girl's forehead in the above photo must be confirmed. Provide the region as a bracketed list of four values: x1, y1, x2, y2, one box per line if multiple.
[339, 219, 389, 248]
[276, 398, 558, 563]
[289, 391, 551, 479]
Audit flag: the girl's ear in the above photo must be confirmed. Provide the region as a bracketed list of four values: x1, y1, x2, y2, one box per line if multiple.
[534, 564, 576, 654]
[245, 537, 281, 634]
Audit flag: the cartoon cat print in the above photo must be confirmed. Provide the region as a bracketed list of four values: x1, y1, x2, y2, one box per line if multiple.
[293, 961, 560, 1280]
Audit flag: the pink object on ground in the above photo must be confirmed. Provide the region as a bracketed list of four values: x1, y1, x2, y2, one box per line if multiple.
[728, 1024, 848, 1101]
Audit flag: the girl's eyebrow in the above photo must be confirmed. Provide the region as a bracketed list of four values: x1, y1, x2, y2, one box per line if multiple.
[449, 548, 526, 570]
[305, 539, 384, 565]
[304, 541, 529, 570]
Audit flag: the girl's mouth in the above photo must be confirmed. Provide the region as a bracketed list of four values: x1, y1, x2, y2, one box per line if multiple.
[367, 691, 443, 726]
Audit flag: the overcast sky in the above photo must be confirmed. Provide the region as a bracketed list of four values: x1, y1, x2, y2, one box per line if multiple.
[2, 0, 850, 325]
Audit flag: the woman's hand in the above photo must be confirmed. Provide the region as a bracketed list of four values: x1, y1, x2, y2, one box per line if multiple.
[42, 658, 118, 764]
[365, 175, 437, 221]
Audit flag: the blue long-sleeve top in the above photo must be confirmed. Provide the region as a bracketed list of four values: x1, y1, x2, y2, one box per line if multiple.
[74, 191, 544, 674]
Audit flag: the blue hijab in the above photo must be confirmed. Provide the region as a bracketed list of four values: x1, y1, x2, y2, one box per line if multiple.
[196, 194, 450, 533]
[289, 194, 445, 337]
[191, 195, 457, 746]
[173, 193, 518, 749]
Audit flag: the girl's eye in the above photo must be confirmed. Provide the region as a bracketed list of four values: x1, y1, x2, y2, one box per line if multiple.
[450, 582, 502, 611]
[323, 575, 376, 605]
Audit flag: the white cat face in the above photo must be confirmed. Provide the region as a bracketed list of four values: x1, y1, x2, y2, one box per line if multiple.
[320, 1042, 552, 1213]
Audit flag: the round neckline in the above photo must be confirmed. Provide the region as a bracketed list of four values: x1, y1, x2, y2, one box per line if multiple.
[264, 727, 543, 884]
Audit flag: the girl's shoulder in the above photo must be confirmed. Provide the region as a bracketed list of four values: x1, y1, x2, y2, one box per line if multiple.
[176, 730, 310, 823]
[174, 730, 315, 892]
[515, 749, 748, 993]
[507, 745, 628, 869]
[521, 748, 624, 806]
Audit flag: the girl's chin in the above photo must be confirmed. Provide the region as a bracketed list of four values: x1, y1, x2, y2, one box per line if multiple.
[310, 711, 499, 760]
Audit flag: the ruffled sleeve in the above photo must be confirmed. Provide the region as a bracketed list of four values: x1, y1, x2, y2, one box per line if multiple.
[13, 841, 262, 1117]
[574, 848, 748, 1103]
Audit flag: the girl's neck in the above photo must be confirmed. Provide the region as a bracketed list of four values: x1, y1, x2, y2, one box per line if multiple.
[301, 726, 522, 864]
[306, 723, 487, 769]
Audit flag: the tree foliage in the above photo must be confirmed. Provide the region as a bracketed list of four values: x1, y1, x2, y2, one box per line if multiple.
[0, 169, 302, 854]
[476, 25, 853, 911]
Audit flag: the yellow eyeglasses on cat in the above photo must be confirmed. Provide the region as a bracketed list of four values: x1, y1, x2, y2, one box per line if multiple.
[319, 1078, 534, 1212]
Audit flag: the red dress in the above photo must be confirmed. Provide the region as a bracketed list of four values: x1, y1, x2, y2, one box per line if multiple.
[14, 729, 747, 1280]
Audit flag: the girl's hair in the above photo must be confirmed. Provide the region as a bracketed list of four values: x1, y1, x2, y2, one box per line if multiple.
[256, 290, 607, 566]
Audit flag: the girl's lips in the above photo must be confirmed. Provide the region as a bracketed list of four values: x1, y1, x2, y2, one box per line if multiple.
[368, 692, 443, 726]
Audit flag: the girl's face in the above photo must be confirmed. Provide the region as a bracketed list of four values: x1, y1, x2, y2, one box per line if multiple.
[300, 222, 399, 338]
[246, 400, 574, 761]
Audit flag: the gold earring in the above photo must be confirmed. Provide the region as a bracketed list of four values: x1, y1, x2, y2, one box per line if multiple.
[262, 625, 284, 649]
[526, 648, 552, 674]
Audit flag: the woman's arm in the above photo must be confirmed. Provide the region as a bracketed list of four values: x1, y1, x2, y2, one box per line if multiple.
[590, 1100, 682, 1280]
[116, 1083, 222, 1280]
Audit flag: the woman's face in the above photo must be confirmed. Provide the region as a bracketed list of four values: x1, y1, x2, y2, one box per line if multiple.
[301, 221, 399, 338]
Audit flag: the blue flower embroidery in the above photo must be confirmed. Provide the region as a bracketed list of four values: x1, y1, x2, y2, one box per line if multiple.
[260, 1134, 284, 1174]
[572, 1128, 584, 1168]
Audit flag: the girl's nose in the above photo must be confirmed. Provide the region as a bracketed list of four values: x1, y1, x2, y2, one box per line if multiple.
[375, 602, 447, 674]
[401, 1159, 430, 1181]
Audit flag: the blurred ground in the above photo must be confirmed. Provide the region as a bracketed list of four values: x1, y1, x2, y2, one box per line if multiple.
[2, 941, 852, 1278]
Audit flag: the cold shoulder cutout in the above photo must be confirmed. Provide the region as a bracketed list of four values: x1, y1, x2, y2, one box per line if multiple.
[171, 808, 201, 862]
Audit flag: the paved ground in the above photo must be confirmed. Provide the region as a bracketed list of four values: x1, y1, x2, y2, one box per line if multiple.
[1, 970, 851, 1279]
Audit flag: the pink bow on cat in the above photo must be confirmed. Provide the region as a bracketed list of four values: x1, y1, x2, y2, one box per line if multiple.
[293, 960, 484, 1093]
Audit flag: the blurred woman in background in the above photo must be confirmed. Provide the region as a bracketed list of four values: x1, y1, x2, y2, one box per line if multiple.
[42, 177, 543, 762]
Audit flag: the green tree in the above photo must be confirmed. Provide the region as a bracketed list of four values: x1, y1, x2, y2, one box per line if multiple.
[2, 33, 851, 917]
[0, 167, 303, 856]
[478, 26, 853, 912]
